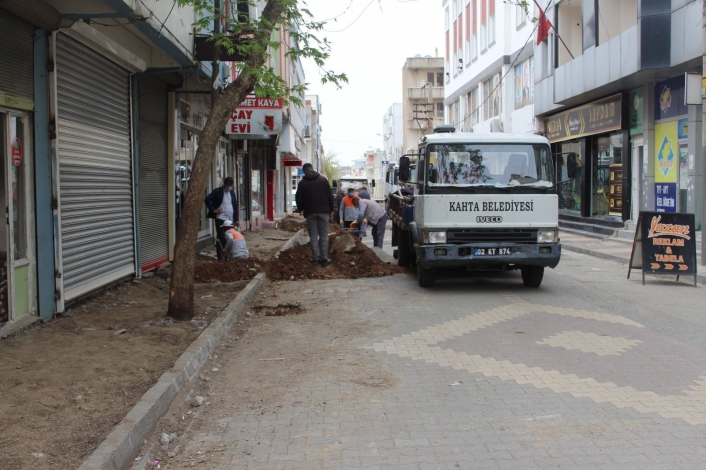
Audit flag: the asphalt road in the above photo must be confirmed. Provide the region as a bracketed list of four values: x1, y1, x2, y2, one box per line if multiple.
[152, 236, 706, 469]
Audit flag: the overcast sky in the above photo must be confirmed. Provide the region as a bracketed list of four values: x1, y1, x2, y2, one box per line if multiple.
[301, 0, 444, 165]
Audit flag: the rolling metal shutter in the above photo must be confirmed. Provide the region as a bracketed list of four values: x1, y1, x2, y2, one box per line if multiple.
[0, 10, 34, 104]
[56, 34, 135, 301]
[137, 76, 169, 271]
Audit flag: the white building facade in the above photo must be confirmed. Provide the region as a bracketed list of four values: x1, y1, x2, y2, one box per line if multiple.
[443, 0, 537, 135]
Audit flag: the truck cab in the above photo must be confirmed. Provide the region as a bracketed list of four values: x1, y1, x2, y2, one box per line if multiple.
[388, 126, 561, 288]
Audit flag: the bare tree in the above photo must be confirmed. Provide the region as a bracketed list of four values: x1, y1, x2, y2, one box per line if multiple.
[168, 0, 346, 320]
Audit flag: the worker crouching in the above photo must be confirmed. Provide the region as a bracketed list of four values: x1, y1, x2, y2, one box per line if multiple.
[352, 197, 388, 249]
[220, 220, 249, 260]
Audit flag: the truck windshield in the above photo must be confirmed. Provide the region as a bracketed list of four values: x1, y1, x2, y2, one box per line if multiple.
[426, 144, 553, 188]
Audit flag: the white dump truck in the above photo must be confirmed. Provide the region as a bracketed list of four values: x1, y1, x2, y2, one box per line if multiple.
[388, 125, 561, 288]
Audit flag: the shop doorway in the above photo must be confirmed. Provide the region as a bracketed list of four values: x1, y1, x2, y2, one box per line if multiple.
[592, 134, 623, 217]
[0, 111, 35, 323]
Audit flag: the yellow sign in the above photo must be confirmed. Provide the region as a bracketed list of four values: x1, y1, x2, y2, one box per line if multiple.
[654, 122, 678, 183]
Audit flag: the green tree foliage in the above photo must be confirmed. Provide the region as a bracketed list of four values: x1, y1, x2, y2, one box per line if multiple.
[167, 0, 347, 320]
[321, 149, 341, 184]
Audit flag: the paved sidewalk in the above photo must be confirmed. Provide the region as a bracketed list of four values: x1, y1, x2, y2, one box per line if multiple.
[560, 231, 706, 285]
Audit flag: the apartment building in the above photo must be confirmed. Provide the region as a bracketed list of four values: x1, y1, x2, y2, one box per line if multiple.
[402, 56, 445, 153]
[443, 0, 537, 135]
[382, 103, 404, 162]
[534, 0, 703, 230]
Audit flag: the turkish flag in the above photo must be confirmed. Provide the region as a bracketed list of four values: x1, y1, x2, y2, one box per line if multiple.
[535, 1, 552, 45]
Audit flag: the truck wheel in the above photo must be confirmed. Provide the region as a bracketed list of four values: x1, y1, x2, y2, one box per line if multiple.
[521, 266, 544, 287]
[398, 231, 411, 267]
[417, 263, 436, 287]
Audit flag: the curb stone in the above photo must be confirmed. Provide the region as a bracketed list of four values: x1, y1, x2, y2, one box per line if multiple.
[272, 228, 305, 259]
[561, 243, 705, 286]
[78, 273, 267, 470]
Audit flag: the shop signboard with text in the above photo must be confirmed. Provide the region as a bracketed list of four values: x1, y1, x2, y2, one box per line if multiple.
[543, 94, 622, 143]
[226, 96, 283, 135]
[628, 211, 697, 286]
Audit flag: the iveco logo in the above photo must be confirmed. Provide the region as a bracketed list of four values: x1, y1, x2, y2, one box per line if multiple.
[477, 216, 503, 223]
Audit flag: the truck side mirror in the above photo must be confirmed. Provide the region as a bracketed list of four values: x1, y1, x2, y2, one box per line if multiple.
[399, 156, 410, 183]
[371, 180, 376, 188]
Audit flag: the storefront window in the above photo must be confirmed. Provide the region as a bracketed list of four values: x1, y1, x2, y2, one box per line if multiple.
[556, 141, 582, 211]
[592, 134, 622, 217]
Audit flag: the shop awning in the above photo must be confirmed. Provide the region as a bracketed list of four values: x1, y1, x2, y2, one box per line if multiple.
[281, 151, 302, 167]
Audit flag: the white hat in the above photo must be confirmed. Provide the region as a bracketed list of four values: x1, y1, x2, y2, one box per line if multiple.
[222, 220, 234, 228]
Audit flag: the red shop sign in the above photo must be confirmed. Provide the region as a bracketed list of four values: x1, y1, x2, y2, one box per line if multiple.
[11, 137, 22, 167]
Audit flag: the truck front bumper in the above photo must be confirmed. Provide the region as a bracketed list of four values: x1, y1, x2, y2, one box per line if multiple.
[416, 242, 561, 269]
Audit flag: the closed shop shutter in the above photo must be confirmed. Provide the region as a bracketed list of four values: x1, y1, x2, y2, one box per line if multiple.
[55, 34, 135, 301]
[0, 10, 34, 105]
[137, 76, 169, 271]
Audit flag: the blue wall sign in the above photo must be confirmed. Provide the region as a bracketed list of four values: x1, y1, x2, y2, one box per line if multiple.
[655, 183, 677, 212]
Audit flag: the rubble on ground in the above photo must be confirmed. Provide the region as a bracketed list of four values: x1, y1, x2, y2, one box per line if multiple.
[193, 230, 407, 283]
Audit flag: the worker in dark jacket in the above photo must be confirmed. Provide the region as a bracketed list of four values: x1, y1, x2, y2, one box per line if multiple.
[204, 177, 238, 261]
[295, 163, 334, 267]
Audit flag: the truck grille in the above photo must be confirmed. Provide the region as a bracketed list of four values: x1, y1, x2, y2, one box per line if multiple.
[446, 228, 537, 244]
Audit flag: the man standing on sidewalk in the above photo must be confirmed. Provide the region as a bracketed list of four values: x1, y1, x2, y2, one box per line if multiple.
[352, 196, 388, 249]
[205, 177, 238, 261]
[296, 163, 334, 267]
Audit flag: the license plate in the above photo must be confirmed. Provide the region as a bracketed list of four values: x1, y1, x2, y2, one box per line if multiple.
[473, 247, 513, 256]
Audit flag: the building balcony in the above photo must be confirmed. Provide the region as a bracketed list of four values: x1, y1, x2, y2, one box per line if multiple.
[406, 56, 444, 70]
[407, 87, 444, 100]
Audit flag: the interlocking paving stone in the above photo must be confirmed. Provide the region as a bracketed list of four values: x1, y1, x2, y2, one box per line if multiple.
[165, 255, 706, 469]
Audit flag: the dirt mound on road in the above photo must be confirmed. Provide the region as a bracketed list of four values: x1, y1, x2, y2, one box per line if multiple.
[277, 216, 306, 232]
[193, 231, 407, 283]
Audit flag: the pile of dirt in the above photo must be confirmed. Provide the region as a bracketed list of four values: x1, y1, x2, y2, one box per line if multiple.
[193, 257, 264, 283]
[278, 215, 339, 234]
[193, 230, 407, 283]
[277, 216, 306, 232]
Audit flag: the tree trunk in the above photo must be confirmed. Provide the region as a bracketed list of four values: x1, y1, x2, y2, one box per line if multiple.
[167, 0, 286, 320]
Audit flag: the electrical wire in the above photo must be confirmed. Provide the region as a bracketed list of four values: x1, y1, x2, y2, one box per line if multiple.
[323, 0, 378, 33]
[158, 0, 178, 37]
[319, 0, 355, 22]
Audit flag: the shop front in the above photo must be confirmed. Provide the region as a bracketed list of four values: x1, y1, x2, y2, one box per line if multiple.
[173, 89, 214, 252]
[226, 96, 283, 228]
[0, 10, 39, 325]
[544, 94, 630, 222]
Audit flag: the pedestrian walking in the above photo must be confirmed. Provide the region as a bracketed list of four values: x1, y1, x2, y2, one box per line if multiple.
[352, 196, 388, 249]
[220, 220, 249, 260]
[339, 187, 360, 228]
[358, 186, 371, 200]
[205, 176, 238, 261]
[295, 163, 334, 267]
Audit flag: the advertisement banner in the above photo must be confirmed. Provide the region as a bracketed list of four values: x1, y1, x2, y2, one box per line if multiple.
[226, 96, 283, 135]
[654, 121, 677, 183]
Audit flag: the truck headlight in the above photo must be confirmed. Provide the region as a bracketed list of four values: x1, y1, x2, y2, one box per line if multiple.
[428, 231, 446, 244]
[537, 230, 558, 243]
